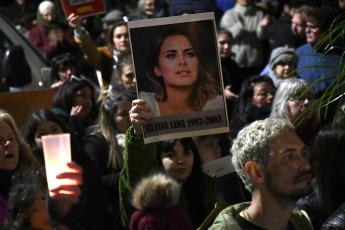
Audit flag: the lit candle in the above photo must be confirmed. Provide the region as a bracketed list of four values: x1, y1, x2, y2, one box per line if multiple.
[42, 133, 74, 196]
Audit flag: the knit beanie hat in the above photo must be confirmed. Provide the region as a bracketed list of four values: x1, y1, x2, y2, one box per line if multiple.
[130, 173, 193, 230]
[269, 47, 297, 70]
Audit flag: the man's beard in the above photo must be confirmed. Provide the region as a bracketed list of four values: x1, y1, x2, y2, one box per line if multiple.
[265, 171, 313, 204]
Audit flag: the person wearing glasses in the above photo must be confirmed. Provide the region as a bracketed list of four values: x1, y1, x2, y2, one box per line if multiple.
[295, 6, 341, 98]
[270, 78, 320, 148]
[229, 75, 275, 145]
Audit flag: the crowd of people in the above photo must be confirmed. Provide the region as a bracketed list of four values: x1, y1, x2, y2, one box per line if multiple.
[0, 0, 345, 229]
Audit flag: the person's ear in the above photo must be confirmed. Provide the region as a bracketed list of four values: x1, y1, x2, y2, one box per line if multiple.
[245, 161, 265, 184]
[116, 76, 123, 85]
[1, 78, 6, 84]
[154, 66, 162, 77]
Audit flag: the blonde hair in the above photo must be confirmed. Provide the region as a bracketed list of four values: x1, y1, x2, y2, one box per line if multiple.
[231, 118, 294, 192]
[0, 109, 39, 171]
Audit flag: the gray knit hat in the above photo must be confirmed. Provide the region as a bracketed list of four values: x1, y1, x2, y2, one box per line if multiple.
[269, 47, 298, 69]
[102, 9, 125, 23]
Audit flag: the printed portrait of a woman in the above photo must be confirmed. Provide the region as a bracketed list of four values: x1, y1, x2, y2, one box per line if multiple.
[132, 22, 224, 117]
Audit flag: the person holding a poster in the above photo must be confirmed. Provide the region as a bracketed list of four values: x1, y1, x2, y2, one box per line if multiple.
[119, 99, 221, 228]
[139, 25, 223, 117]
[68, 13, 131, 102]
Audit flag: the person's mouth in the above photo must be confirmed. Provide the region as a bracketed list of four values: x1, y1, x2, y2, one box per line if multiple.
[176, 70, 191, 77]
[175, 168, 187, 173]
[294, 172, 312, 184]
[4, 152, 14, 159]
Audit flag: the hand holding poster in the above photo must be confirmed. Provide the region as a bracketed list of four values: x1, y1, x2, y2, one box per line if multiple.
[60, 0, 105, 18]
[128, 13, 229, 143]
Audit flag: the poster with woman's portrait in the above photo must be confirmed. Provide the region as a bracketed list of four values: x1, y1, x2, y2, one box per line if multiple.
[128, 13, 229, 143]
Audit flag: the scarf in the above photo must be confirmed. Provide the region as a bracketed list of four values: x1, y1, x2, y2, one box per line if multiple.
[36, 8, 59, 29]
[250, 105, 270, 121]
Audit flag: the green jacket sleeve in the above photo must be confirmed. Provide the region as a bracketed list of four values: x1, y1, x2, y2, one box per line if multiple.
[119, 126, 159, 229]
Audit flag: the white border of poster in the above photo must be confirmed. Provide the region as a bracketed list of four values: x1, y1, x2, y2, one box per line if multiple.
[128, 13, 229, 144]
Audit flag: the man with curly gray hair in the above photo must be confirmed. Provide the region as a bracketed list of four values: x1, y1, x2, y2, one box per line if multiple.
[209, 118, 313, 230]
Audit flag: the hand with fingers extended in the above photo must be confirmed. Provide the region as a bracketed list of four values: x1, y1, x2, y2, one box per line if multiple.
[70, 105, 87, 119]
[49, 161, 83, 204]
[129, 99, 152, 137]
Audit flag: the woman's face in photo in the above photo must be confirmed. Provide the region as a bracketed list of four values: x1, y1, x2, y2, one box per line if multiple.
[252, 82, 275, 110]
[154, 34, 199, 90]
[113, 25, 130, 52]
[34, 120, 63, 151]
[161, 140, 194, 182]
[114, 100, 132, 133]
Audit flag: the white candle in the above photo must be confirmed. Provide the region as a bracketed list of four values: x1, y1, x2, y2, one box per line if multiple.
[42, 133, 73, 196]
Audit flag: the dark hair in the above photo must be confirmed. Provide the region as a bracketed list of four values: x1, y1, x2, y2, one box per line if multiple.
[156, 138, 206, 227]
[311, 123, 345, 218]
[50, 53, 78, 82]
[147, 24, 220, 110]
[52, 77, 96, 115]
[107, 20, 128, 52]
[3, 167, 48, 230]
[22, 109, 69, 163]
[229, 75, 275, 141]
[217, 27, 233, 40]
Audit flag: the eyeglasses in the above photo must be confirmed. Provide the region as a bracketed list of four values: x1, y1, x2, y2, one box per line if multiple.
[305, 25, 319, 32]
[288, 94, 315, 103]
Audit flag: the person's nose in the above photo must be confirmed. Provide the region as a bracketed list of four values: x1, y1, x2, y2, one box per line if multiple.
[47, 15, 53, 22]
[119, 35, 125, 42]
[132, 77, 136, 83]
[302, 97, 312, 107]
[66, 69, 72, 76]
[84, 97, 92, 105]
[298, 153, 311, 172]
[266, 92, 274, 100]
[176, 155, 186, 165]
[179, 56, 186, 66]
[3, 140, 13, 149]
